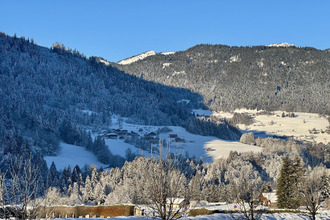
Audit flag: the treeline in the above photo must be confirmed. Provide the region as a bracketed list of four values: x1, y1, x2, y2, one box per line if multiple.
[116, 44, 330, 114]
[4, 135, 329, 204]
[185, 116, 241, 140]
[1, 137, 329, 219]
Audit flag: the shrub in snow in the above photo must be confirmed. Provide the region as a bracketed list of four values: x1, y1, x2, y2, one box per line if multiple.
[240, 132, 256, 145]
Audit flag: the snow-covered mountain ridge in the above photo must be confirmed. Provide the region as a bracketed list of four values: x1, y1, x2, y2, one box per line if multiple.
[116, 43, 329, 115]
[267, 42, 296, 47]
[118, 50, 175, 65]
[118, 50, 156, 65]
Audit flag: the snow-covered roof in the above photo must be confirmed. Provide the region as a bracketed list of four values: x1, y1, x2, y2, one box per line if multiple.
[262, 192, 277, 202]
[167, 198, 185, 204]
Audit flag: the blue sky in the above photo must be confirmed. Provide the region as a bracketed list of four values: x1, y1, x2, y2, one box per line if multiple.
[1, 0, 329, 62]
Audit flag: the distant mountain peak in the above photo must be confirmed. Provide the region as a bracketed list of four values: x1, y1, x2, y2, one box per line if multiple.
[267, 43, 296, 47]
[118, 50, 156, 65]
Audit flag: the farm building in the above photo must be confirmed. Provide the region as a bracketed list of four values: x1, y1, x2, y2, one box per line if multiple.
[259, 192, 277, 207]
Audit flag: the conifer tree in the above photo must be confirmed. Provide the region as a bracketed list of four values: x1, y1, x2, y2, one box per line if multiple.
[189, 171, 202, 201]
[81, 176, 93, 203]
[276, 155, 303, 209]
[291, 156, 303, 208]
[47, 161, 60, 188]
[72, 165, 83, 185]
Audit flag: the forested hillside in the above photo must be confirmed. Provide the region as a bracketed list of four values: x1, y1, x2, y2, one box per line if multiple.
[116, 44, 330, 114]
[0, 33, 241, 162]
[0, 33, 329, 220]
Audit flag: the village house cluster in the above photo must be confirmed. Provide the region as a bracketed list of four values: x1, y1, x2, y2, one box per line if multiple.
[100, 128, 186, 145]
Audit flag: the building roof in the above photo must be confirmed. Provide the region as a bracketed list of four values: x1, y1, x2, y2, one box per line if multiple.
[166, 198, 185, 204]
[262, 192, 277, 202]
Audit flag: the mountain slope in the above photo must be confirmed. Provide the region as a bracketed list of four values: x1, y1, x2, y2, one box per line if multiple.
[118, 50, 156, 65]
[0, 33, 240, 160]
[0, 34, 198, 155]
[115, 44, 330, 114]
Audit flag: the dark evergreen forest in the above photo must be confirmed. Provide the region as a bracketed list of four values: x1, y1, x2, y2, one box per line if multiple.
[116, 44, 330, 114]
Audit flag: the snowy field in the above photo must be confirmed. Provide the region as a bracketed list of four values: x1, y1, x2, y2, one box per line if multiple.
[214, 109, 329, 144]
[45, 109, 328, 170]
[44, 143, 107, 170]
[106, 116, 261, 163]
[53, 211, 330, 220]
[44, 119, 261, 170]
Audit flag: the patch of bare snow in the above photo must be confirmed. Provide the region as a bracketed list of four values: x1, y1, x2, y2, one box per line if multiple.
[162, 63, 172, 69]
[214, 109, 329, 144]
[205, 140, 261, 160]
[304, 60, 316, 65]
[105, 115, 261, 163]
[257, 60, 264, 68]
[44, 143, 107, 170]
[81, 109, 96, 116]
[192, 109, 212, 117]
[207, 60, 219, 64]
[118, 51, 156, 65]
[267, 42, 295, 47]
[172, 70, 186, 76]
[99, 58, 110, 66]
[229, 55, 240, 63]
[178, 99, 190, 104]
[161, 52, 175, 55]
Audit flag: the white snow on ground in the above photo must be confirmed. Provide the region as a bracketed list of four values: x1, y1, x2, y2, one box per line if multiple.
[215, 109, 329, 144]
[45, 109, 328, 169]
[118, 51, 156, 65]
[54, 210, 330, 220]
[267, 42, 296, 47]
[104, 138, 151, 158]
[212, 111, 235, 119]
[80, 109, 96, 116]
[99, 58, 111, 66]
[178, 99, 190, 104]
[44, 142, 107, 170]
[172, 70, 186, 76]
[229, 55, 240, 63]
[161, 51, 175, 55]
[204, 140, 261, 159]
[44, 114, 262, 169]
[162, 62, 172, 68]
[108, 116, 261, 163]
[181, 212, 330, 219]
[192, 109, 212, 117]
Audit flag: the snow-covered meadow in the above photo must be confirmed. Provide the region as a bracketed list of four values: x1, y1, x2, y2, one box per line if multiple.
[53, 211, 330, 220]
[44, 143, 107, 170]
[45, 114, 263, 169]
[214, 109, 329, 144]
[44, 109, 329, 171]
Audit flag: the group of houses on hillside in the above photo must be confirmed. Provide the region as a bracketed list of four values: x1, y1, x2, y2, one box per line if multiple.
[100, 129, 139, 140]
[100, 129, 186, 144]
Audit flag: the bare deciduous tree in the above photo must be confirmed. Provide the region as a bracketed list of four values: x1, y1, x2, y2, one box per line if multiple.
[145, 142, 186, 220]
[231, 168, 265, 220]
[0, 171, 9, 219]
[2, 156, 42, 219]
[300, 167, 329, 220]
